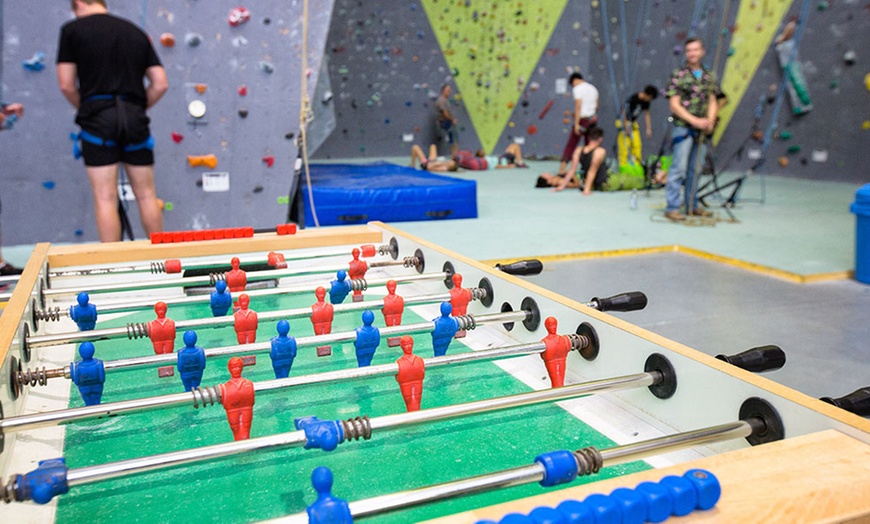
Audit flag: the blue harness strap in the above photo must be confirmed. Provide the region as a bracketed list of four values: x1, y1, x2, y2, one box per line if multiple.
[70, 131, 154, 159]
[671, 128, 700, 147]
[71, 94, 152, 159]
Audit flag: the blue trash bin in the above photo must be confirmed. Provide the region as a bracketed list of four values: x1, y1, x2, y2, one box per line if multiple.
[850, 183, 870, 284]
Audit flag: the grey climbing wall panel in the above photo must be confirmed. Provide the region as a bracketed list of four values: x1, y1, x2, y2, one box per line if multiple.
[1, 1, 333, 244]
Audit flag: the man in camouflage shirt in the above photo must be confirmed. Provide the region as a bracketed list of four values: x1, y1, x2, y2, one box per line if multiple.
[664, 38, 719, 221]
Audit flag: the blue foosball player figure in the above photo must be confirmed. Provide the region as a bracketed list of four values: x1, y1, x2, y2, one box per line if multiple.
[69, 342, 105, 406]
[269, 319, 298, 378]
[210, 280, 233, 317]
[329, 269, 352, 304]
[431, 301, 458, 357]
[69, 292, 97, 331]
[306, 467, 352, 524]
[177, 330, 206, 391]
[353, 310, 380, 367]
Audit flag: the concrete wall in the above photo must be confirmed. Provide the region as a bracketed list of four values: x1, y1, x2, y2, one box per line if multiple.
[1, 0, 333, 244]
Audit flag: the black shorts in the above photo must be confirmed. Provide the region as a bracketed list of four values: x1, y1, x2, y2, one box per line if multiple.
[76, 99, 154, 167]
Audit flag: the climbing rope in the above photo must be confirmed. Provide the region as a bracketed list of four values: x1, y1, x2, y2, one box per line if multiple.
[298, 0, 320, 227]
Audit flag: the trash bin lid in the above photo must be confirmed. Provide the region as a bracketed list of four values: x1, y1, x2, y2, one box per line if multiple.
[852, 184, 870, 214]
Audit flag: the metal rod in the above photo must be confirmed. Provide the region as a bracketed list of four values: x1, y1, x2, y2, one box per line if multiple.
[269, 420, 754, 523]
[26, 290, 457, 350]
[59, 372, 658, 489]
[41, 272, 449, 320]
[40, 310, 530, 377]
[0, 341, 551, 434]
[48, 245, 367, 278]
[43, 264, 350, 298]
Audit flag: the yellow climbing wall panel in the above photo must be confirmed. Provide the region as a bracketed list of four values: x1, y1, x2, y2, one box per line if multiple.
[714, 0, 794, 144]
[422, 0, 569, 153]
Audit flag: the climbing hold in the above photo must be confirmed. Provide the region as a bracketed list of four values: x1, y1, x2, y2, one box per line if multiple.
[188, 100, 207, 119]
[194, 84, 207, 94]
[787, 145, 801, 154]
[22, 51, 46, 72]
[777, 156, 789, 167]
[862, 121, 870, 131]
[843, 50, 856, 66]
[673, 45, 682, 56]
[263, 17, 271, 25]
[817, 1, 828, 11]
[171, 132, 184, 144]
[262, 156, 275, 168]
[322, 91, 334, 104]
[527, 124, 538, 135]
[75, 229, 84, 237]
[229, 7, 251, 27]
[778, 131, 792, 140]
[188, 155, 218, 169]
[156, 198, 165, 210]
[829, 79, 839, 90]
[259, 61, 275, 73]
[42, 181, 56, 190]
[865, 73, 870, 91]
[160, 33, 175, 47]
[185, 33, 202, 47]
[284, 132, 295, 140]
[253, 185, 264, 193]
[238, 108, 249, 118]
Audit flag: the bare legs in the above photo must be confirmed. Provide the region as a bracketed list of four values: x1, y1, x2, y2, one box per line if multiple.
[86, 163, 162, 242]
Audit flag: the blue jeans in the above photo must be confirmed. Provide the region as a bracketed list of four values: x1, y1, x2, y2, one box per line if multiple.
[666, 126, 704, 212]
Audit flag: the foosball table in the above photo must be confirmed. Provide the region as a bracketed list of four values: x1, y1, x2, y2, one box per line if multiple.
[1, 222, 869, 523]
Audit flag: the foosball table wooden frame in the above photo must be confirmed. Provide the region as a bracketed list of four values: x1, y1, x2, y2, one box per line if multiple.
[1, 222, 869, 523]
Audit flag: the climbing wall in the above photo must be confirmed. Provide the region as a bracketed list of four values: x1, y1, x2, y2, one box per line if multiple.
[315, 0, 868, 184]
[713, 0, 870, 183]
[314, 0, 593, 159]
[0, 1, 333, 244]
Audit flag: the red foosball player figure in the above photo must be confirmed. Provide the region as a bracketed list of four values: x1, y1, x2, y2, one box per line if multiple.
[267, 251, 287, 269]
[310, 286, 334, 335]
[449, 273, 473, 338]
[394, 335, 425, 411]
[225, 256, 247, 294]
[382, 279, 405, 347]
[149, 301, 176, 355]
[233, 294, 258, 344]
[348, 248, 368, 302]
[449, 273, 472, 316]
[220, 356, 255, 441]
[540, 316, 571, 388]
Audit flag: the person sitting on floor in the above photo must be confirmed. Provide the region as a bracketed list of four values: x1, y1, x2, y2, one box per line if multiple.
[411, 143, 527, 172]
[537, 126, 608, 194]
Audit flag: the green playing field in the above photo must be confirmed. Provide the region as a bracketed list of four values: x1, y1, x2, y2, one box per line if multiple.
[55, 284, 650, 523]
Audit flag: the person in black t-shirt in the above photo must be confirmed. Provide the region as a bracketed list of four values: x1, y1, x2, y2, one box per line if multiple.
[616, 84, 658, 168]
[57, 0, 168, 242]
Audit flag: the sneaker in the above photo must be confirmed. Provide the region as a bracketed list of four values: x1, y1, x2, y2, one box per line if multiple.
[689, 207, 713, 217]
[664, 210, 686, 222]
[0, 262, 22, 276]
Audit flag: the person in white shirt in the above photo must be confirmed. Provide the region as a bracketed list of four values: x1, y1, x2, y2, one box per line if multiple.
[557, 72, 599, 176]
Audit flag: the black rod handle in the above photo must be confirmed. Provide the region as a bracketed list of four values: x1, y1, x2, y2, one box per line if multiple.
[494, 260, 543, 276]
[820, 387, 870, 418]
[715, 345, 786, 373]
[589, 292, 648, 312]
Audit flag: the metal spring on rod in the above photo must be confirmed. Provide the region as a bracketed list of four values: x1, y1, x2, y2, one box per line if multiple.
[209, 273, 227, 286]
[341, 415, 372, 442]
[1, 477, 20, 503]
[453, 315, 477, 332]
[150, 261, 167, 274]
[126, 322, 150, 340]
[34, 307, 63, 322]
[470, 287, 488, 301]
[17, 367, 49, 387]
[572, 446, 604, 476]
[402, 256, 420, 269]
[191, 386, 222, 409]
[350, 279, 368, 292]
[566, 333, 589, 351]
[376, 244, 392, 256]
